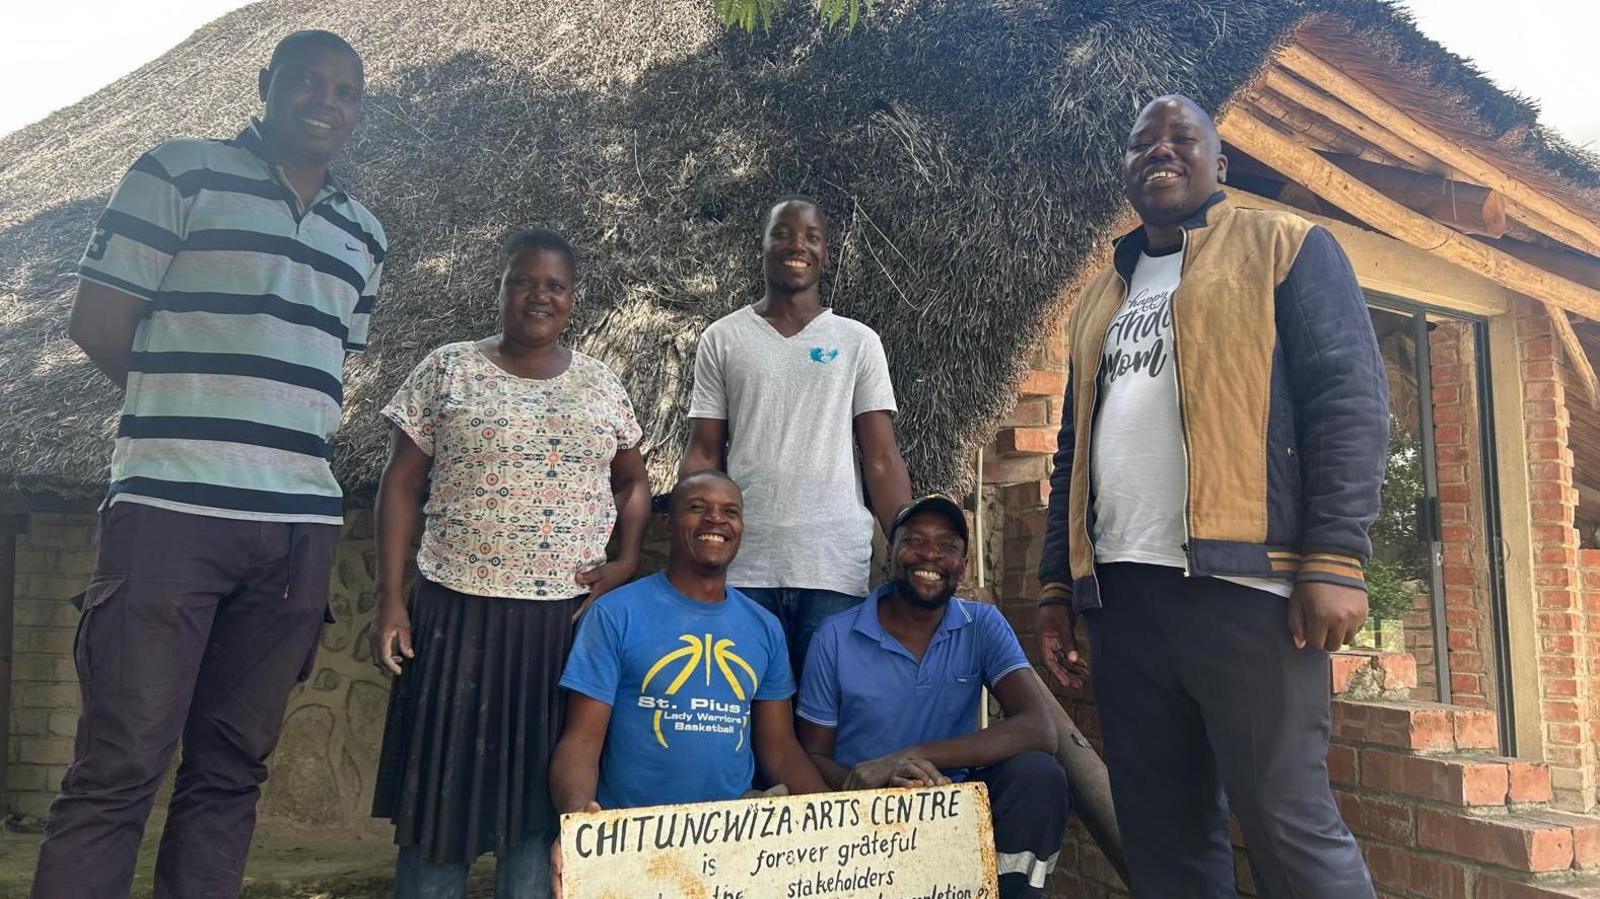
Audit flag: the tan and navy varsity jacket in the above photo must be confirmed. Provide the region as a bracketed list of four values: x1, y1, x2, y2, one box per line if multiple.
[1039, 193, 1389, 611]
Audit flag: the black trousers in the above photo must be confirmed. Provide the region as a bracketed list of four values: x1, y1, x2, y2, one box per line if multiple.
[1086, 563, 1374, 899]
[31, 503, 337, 899]
[973, 751, 1070, 899]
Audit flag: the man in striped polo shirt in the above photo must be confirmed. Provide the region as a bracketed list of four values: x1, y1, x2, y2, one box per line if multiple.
[34, 31, 385, 899]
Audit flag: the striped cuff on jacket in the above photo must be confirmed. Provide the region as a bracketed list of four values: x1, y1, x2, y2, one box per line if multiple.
[1294, 552, 1367, 590]
[1039, 582, 1073, 606]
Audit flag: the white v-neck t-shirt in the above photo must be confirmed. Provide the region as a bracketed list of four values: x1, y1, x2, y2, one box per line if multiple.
[689, 306, 898, 596]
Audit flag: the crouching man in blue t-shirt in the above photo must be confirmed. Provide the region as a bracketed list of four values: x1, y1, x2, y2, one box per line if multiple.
[549, 469, 829, 895]
[797, 494, 1071, 899]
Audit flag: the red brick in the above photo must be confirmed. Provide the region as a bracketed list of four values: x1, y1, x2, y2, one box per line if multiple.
[1504, 758, 1555, 799]
[1004, 395, 1056, 428]
[1546, 701, 1581, 724]
[1332, 653, 1367, 695]
[1327, 743, 1359, 787]
[1416, 807, 1573, 871]
[1019, 369, 1065, 396]
[1519, 810, 1600, 868]
[1527, 379, 1561, 401]
[1000, 480, 1051, 507]
[1522, 358, 1560, 381]
[1525, 336, 1557, 360]
[1475, 874, 1600, 898]
[1333, 700, 1457, 751]
[983, 453, 1048, 484]
[1360, 749, 1509, 807]
[996, 427, 1058, 456]
[1545, 677, 1579, 698]
[1334, 789, 1413, 844]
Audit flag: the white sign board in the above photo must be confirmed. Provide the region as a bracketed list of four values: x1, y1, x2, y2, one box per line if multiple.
[560, 782, 999, 899]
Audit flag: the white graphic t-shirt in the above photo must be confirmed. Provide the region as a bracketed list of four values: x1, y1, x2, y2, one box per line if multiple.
[1090, 248, 1293, 598]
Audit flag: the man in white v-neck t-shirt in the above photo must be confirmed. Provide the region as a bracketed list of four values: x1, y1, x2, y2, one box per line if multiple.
[683, 197, 913, 677]
[1091, 243, 1291, 598]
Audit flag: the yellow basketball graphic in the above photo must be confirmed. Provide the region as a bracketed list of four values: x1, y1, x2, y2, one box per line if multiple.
[640, 633, 758, 749]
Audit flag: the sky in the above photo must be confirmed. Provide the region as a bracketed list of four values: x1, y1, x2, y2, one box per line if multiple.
[0, 0, 1596, 149]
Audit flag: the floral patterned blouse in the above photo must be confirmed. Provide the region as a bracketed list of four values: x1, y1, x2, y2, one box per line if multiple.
[382, 342, 643, 600]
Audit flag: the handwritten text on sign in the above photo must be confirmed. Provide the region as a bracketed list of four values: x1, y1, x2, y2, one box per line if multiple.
[560, 782, 998, 899]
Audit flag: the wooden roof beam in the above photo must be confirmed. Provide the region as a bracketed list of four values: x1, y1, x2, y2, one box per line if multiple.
[1488, 236, 1600, 293]
[1258, 67, 1443, 173]
[1505, 202, 1600, 257]
[1276, 44, 1600, 254]
[1219, 108, 1600, 407]
[1240, 95, 1359, 156]
[1325, 154, 1506, 237]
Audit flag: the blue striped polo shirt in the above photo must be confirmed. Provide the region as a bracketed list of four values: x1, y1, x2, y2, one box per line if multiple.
[79, 120, 386, 524]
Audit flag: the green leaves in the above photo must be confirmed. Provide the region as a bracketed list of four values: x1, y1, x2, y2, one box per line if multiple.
[820, 0, 875, 30]
[715, 0, 877, 32]
[715, 0, 783, 32]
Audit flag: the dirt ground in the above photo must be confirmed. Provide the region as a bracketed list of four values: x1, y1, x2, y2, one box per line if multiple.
[0, 814, 497, 898]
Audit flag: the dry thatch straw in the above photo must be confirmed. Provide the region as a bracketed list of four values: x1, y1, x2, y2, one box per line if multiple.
[2, 0, 1596, 502]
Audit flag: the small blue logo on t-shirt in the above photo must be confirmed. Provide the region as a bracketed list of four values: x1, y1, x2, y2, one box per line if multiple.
[809, 347, 840, 364]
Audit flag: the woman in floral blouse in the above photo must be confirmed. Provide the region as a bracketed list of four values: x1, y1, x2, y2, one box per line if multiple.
[368, 229, 649, 898]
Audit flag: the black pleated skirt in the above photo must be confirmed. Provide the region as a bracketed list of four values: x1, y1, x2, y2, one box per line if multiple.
[372, 576, 581, 864]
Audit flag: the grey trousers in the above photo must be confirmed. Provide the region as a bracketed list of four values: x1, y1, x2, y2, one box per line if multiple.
[1086, 563, 1375, 899]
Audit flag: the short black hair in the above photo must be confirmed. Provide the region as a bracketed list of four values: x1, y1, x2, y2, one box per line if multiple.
[502, 228, 577, 272]
[764, 195, 827, 228]
[267, 30, 363, 79]
[670, 469, 742, 515]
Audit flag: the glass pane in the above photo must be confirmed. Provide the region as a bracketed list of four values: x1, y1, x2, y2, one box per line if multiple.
[1352, 309, 1432, 684]
[1351, 306, 1500, 725]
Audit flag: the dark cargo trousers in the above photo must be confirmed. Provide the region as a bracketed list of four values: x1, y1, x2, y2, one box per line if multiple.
[30, 503, 338, 899]
[1086, 562, 1375, 899]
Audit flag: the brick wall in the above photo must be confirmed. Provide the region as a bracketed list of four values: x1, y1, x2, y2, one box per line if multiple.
[1430, 320, 1499, 712]
[1516, 299, 1595, 811]
[7, 511, 97, 818]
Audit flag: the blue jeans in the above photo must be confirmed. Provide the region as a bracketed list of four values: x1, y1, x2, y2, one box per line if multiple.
[395, 838, 551, 899]
[737, 587, 864, 681]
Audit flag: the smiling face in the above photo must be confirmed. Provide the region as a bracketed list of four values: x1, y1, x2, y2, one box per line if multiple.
[761, 201, 828, 293]
[498, 247, 575, 348]
[670, 473, 744, 573]
[889, 511, 967, 611]
[1122, 96, 1227, 230]
[258, 42, 364, 166]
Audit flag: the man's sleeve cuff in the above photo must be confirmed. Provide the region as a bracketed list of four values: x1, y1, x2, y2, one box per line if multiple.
[795, 708, 837, 728]
[559, 680, 617, 707]
[990, 662, 1034, 686]
[1039, 582, 1072, 606]
[1295, 552, 1367, 590]
[79, 269, 157, 302]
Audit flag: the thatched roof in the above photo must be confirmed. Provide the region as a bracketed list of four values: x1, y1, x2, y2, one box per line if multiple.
[3, 0, 1597, 501]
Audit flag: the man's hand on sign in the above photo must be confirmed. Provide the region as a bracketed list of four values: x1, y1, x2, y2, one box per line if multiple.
[844, 752, 949, 790]
[552, 800, 601, 899]
[1287, 580, 1369, 652]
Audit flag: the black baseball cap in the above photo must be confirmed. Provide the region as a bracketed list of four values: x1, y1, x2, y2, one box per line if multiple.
[888, 493, 969, 543]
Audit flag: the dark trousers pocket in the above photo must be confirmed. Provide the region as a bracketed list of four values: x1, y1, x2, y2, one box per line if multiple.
[72, 575, 128, 687]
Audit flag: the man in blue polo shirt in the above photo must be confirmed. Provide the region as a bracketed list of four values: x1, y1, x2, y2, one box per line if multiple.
[797, 494, 1071, 899]
[34, 30, 385, 899]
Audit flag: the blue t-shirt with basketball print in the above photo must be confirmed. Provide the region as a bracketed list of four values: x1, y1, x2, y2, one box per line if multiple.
[560, 572, 794, 809]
